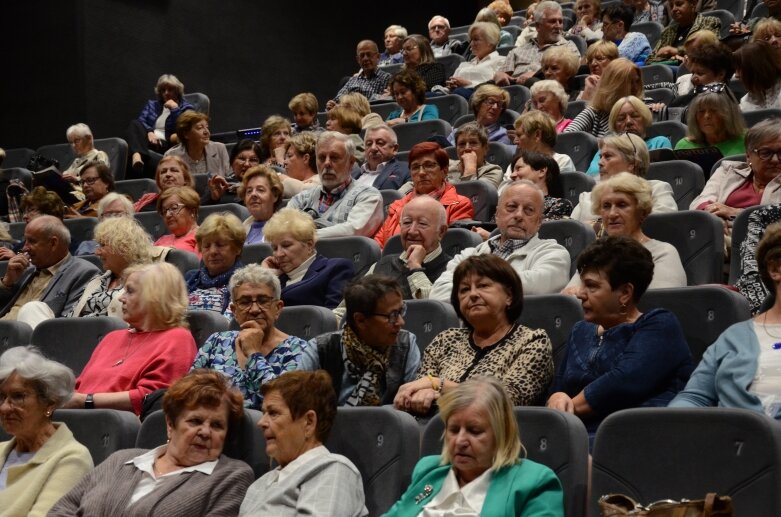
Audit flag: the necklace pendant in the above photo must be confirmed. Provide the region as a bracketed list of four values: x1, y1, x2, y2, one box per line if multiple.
[773, 343, 781, 350]
[112, 359, 124, 367]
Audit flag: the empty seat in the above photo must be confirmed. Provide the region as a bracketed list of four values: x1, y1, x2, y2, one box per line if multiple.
[421, 407, 589, 517]
[638, 285, 751, 363]
[427, 94, 469, 125]
[744, 108, 781, 128]
[64, 217, 98, 254]
[115, 178, 158, 202]
[371, 101, 402, 121]
[539, 219, 596, 276]
[554, 132, 599, 172]
[646, 120, 688, 147]
[2, 147, 35, 169]
[701, 9, 737, 39]
[641, 64, 675, 85]
[559, 172, 596, 208]
[393, 119, 453, 151]
[315, 236, 381, 278]
[31, 317, 128, 375]
[0, 320, 33, 354]
[164, 248, 200, 275]
[378, 63, 403, 77]
[276, 305, 338, 340]
[591, 408, 781, 516]
[487, 142, 514, 172]
[501, 84, 531, 113]
[240, 242, 273, 265]
[198, 203, 249, 224]
[404, 299, 460, 352]
[642, 210, 724, 285]
[646, 160, 705, 211]
[453, 180, 499, 221]
[435, 54, 465, 78]
[182, 92, 211, 116]
[520, 294, 584, 372]
[53, 409, 140, 465]
[187, 310, 230, 347]
[94, 137, 129, 181]
[134, 211, 166, 240]
[632, 21, 665, 49]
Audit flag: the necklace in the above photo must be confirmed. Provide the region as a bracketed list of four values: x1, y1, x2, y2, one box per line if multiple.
[112, 330, 148, 367]
[761, 313, 781, 347]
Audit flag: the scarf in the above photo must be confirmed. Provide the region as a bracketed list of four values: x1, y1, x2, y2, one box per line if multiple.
[318, 178, 351, 214]
[187, 260, 243, 291]
[488, 235, 530, 260]
[342, 326, 391, 407]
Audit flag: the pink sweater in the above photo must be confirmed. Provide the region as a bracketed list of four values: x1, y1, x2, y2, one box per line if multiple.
[75, 327, 196, 414]
[154, 228, 201, 258]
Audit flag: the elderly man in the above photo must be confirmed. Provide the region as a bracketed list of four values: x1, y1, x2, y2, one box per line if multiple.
[430, 181, 571, 300]
[352, 124, 410, 190]
[288, 131, 384, 238]
[380, 25, 407, 65]
[495, 1, 581, 86]
[299, 275, 420, 406]
[0, 215, 99, 326]
[327, 40, 392, 109]
[429, 15, 462, 57]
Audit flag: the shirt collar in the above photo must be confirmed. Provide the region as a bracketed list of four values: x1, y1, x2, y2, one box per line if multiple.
[275, 445, 329, 483]
[399, 244, 443, 264]
[126, 445, 218, 478]
[287, 253, 317, 283]
[42, 253, 70, 275]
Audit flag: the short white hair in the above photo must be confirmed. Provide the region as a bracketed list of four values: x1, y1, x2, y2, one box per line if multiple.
[229, 263, 282, 300]
[429, 15, 451, 29]
[363, 124, 398, 146]
[66, 123, 93, 140]
[317, 131, 356, 158]
[0, 346, 75, 407]
[97, 193, 134, 218]
[385, 25, 408, 38]
[535, 0, 563, 21]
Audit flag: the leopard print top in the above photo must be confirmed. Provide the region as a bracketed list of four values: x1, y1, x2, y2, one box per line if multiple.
[419, 324, 553, 406]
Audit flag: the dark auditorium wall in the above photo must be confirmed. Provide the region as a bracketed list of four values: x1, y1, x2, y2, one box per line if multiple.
[4, 1, 481, 150]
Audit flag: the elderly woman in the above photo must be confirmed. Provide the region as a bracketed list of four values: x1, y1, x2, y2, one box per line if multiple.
[62, 262, 197, 415]
[127, 74, 193, 174]
[325, 105, 365, 162]
[260, 115, 292, 168]
[133, 155, 194, 212]
[51, 370, 254, 515]
[691, 119, 781, 223]
[186, 213, 245, 314]
[281, 132, 320, 199]
[386, 70, 439, 126]
[645, 0, 720, 64]
[734, 41, 781, 112]
[395, 255, 554, 415]
[670, 33, 723, 100]
[474, 7, 513, 48]
[448, 84, 513, 145]
[191, 264, 308, 409]
[260, 208, 353, 309]
[586, 96, 673, 175]
[566, 173, 686, 293]
[572, 133, 677, 222]
[239, 370, 367, 516]
[671, 223, 781, 418]
[0, 347, 92, 516]
[753, 18, 781, 48]
[675, 88, 747, 158]
[601, 3, 652, 65]
[154, 186, 200, 257]
[68, 161, 115, 218]
[503, 150, 573, 220]
[529, 80, 572, 133]
[374, 142, 474, 248]
[399, 34, 446, 90]
[386, 377, 564, 515]
[164, 111, 230, 177]
[541, 46, 582, 101]
[578, 40, 619, 101]
[69, 217, 153, 318]
[75, 192, 137, 256]
[568, 0, 603, 41]
[203, 139, 262, 206]
[381, 24, 407, 65]
[548, 236, 693, 441]
[288, 92, 323, 133]
[20, 186, 66, 223]
[446, 22, 506, 98]
[241, 165, 284, 245]
[61, 123, 110, 185]
[448, 122, 503, 188]
[564, 58, 644, 137]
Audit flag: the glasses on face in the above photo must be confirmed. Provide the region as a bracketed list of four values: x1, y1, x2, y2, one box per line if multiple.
[235, 296, 276, 312]
[483, 98, 505, 109]
[410, 161, 440, 173]
[80, 176, 100, 186]
[162, 203, 186, 216]
[430, 24, 447, 31]
[236, 155, 260, 165]
[754, 148, 781, 162]
[0, 391, 30, 408]
[372, 302, 407, 325]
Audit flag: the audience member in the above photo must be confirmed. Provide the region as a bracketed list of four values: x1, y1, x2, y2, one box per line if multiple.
[203, 139, 262, 206]
[259, 115, 292, 168]
[74, 192, 136, 255]
[133, 155, 194, 212]
[752, 18, 781, 48]
[501, 150, 573, 220]
[298, 276, 420, 406]
[260, 207, 353, 309]
[445, 22, 506, 97]
[474, 7, 513, 48]
[428, 15, 461, 57]
[529, 80, 572, 133]
[288, 92, 323, 134]
[328, 40, 392, 108]
[734, 41, 781, 111]
[67, 161, 114, 218]
[281, 132, 321, 198]
[645, 0, 720, 64]
[736, 204, 781, 312]
[0, 346, 92, 516]
[386, 70, 439, 126]
[325, 105, 366, 162]
[353, 124, 410, 190]
[399, 34, 446, 90]
[52, 370, 253, 515]
[154, 186, 201, 257]
[61, 123, 110, 185]
[287, 132, 384, 238]
[381, 25, 407, 65]
[431, 182, 571, 299]
[239, 371, 368, 516]
[512, 111, 577, 173]
[240, 165, 284, 245]
[164, 111, 230, 177]
[568, 0, 604, 42]
[396, 254, 555, 414]
[675, 87, 747, 156]
[601, 3, 652, 64]
[20, 187, 66, 223]
[540, 46, 582, 100]
[191, 264, 308, 409]
[624, 0, 666, 24]
[448, 84, 514, 145]
[448, 122, 503, 188]
[579, 40, 619, 101]
[672, 38, 732, 103]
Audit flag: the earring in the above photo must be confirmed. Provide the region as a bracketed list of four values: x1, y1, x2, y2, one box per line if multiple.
[45, 410, 52, 417]
[619, 303, 628, 315]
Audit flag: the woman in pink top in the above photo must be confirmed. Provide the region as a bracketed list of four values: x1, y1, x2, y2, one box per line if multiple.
[62, 262, 197, 415]
[133, 155, 195, 212]
[154, 186, 201, 258]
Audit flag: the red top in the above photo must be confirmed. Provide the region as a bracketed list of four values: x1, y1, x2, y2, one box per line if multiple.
[154, 228, 201, 258]
[724, 178, 762, 209]
[75, 327, 197, 415]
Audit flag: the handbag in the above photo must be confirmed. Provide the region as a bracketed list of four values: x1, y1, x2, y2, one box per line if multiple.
[599, 493, 734, 517]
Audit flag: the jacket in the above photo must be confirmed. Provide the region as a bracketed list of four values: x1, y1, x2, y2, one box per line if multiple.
[351, 157, 410, 191]
[646, 14, 721, 63]
[164, 141, 230, 178]
[280, 254, 354, 309]
[137, 97, 194, 142]
[690, 160, 781, 210]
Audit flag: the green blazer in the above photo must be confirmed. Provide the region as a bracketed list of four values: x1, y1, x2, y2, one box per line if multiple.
[381, 455, 564, 516]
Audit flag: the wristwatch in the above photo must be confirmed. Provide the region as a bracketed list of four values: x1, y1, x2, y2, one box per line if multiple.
[84, 394, 95, 409]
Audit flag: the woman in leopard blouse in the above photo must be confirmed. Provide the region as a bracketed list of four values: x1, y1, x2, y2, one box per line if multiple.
[393, 254, 554, 415]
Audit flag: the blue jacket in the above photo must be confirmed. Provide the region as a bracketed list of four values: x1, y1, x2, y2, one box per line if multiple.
[382, 455, 564, 516]
[281, 255, 354, 309]
[351, 157, 411, 191]
[137, 97, 194, 142]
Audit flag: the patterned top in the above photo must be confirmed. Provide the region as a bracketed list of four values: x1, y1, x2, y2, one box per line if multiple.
[502, 38, 581, 77]
[544, 196, 573, 220]
[418, 325, 554, 406]
[188, 287, 230, 314]
[411, 62, 447, 90]
[646, 15, 721, 63]
[80, 274, 121, 317]
[735, 204, 781, 313]
[617, 32, 652, 65]
[563, 106, 610, 137]
[334, 69, 392, 102]
[190, 331, 308, 409]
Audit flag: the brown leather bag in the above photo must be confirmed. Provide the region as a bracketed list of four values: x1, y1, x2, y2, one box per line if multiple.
[599, 493, 735, 517]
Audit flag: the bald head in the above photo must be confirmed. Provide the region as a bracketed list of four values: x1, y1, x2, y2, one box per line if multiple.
[23, 215, 71, 268]
[496, 182, 544, 242]
[400, 195, 448, 253]
[356, 40, 380, 74]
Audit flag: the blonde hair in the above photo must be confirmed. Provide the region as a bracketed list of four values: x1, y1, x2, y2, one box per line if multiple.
[288, 92, 319, 115]
[263, 207, 317, 244]
[157, 186, 200, 216]
[123, 262, 189, 330]
[328, 105, 363, 134]
[94, 217, 153, 268]
[155, 156, 194, 189]
[469, 22, 500, 47]
[260, 115, 292, 157]
[591, 58, 643, 113]
[608, 96, 652, 132]
[753, 18, 781, 43]
[438, 377, 523, 470]
[586, 40, 619, 63]
[541, 46, 580, 78]
[338, 92, 371, 118]
[591, 172, 653, 219]
[195, 212, 246, 253]
[599, 133, 649, 176]
[470, 83, 511, 113]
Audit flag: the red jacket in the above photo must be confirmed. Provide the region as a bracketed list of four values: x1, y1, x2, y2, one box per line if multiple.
[373, 184, 475, 248]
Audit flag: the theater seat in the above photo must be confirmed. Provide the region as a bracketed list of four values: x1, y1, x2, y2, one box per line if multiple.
[187, 310, 230, 348]
[539, 219, 596, 276]
[198, 203, 249, 224]
[115, 178, 158, 202]
[316, 236, 381, 278]
[646, 160, 705, 211]
[519, 294, 584, 373]
[404, 299, 460, 353]
[559, 172, 596, 208]
[53, 409, 140, 465]
[393, 119, 453, 152]
[240, 242, 273, 265]
[275, 305, 338, 340]
[427, 94, 469, 126]
[0, 320, 33, 354]
[453, 180, 498, 221]
[554, 132, 599, 172]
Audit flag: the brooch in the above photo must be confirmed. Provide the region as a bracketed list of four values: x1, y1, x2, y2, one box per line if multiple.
[414, 484, 433, 504]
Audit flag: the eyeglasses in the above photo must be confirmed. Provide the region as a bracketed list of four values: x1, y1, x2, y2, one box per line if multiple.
[80, 176, 100, 186]
[372, 302, 407, 325]
[754, 148, 781, 162]
[483, 98, 505, 109]
[162, 203, 186, 216]
[410, 161, 440, 173]
[430, 24, 447, 31]
[694, 83, 727, 94]
[0, 391, 30, 408]
[401, 45, 418, 54]
[235, 156, 260, 164]
[234, 296, 276, 312]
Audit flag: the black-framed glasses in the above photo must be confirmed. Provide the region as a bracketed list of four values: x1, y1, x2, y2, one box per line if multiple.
[234, 296, 276, 312]
[754, 148, 781, 162]
[372, 302, 407, 325]
[80, 176, 100, 186]
[410, 161, 440, 173]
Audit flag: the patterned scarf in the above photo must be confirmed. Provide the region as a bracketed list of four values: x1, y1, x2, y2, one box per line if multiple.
[415, 181, 448, 201]
[318, 178, 351, 214]
[488, 235, 530, 260]
[187, 260, 244, 291]
[342, 326, 391, 407]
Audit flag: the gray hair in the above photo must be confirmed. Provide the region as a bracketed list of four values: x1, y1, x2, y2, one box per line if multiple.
[469, 21, 500, 47]
[504, 179, 546, 205]
[385, 24, 408, 38]
[746, 118, 781, 152]
[428, 15, 450, 29]
[33, 214, 71, 247]
[97, 193, 134, 219]
[155, 73, 184, 99]
[229, 263, 282, 301]
[530, 80, 569, 113]
[363, 124, 398, 146]
[317, 130, 356, 158]
[535, 0, 563, 22]
[0, 346, 75, 407]
[65, 123, 93, 140]
[454, 121, 490, 147]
